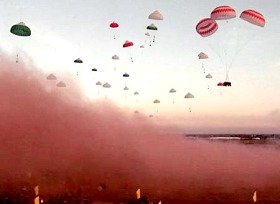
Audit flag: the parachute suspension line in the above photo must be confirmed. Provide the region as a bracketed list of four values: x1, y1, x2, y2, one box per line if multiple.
[208, 43, 232, 82]
[225, 72, 229, 82]
[202, 63, 205, 74]
[153, 35, 155, 43]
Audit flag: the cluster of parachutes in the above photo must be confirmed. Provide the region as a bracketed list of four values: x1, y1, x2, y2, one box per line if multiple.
[11, 6, 265, 116]
[196, 6, 265, 87]
[196, 6, 265, 37]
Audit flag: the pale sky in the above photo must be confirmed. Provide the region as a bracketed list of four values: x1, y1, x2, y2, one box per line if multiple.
[1, 0, 280, 133]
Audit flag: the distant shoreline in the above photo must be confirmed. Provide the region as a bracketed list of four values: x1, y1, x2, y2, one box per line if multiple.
[185, 134, 280, 140]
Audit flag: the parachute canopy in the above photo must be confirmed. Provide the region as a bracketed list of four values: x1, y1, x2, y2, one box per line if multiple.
[147, 23, 158, 31]
[123, 73, 129, 77]
[123, 40, 133, 48]
[10, 22, 31, 36]
[112, 55, 119, 60]
[206, 73, 213, 78]
[46, 73, 57, 80]
[96, 81, 102, 85]
[211, 6, 236, 20]
[169, 88, 176, 93]
[148, 10, 163, 20]
[184, 92, 194, 98]
[102, 82, 111, 88]
[196, 18, 218, 37]
[198, 52, 208, 59]
[110, 22, 119, 28]
[123, 86, 129, 90]
[145, 32, 150, 36]
[134, 91, 139, 95]
[92, 68, 97, 71]
[240, 10, 265, 27]
[153, 99, 160, 103]
[140, 45, 145, 48]
[74, 58, 83, 63]
[56, 81, 66, 87]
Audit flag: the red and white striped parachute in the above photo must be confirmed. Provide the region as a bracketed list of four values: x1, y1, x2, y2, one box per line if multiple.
[196, 18, 218, 37]
[240, 10, 265, 27]
[210, 6, 236, 20]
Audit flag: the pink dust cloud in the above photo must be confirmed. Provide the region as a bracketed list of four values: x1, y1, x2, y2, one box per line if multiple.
[1, 54, 280, 203]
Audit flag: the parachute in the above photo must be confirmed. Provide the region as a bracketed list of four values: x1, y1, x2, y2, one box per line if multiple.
[74, 58, 83, 76]
[112, 54, 119, 71]
[96, 81, 102, 95]
[103, 82, 111, 88]
[147, 23, 158, 30]
[74, 58, 83, 63]
[240, 10, 265, 27]
[198, 52, 208, 59]
[10, 22, 31, 36]
[153, 99, 160, 113]
[133, 91, 139, 103]
[112, 54, 119, 60]
[123, 73, 129, 77]
[109, 21, 119, 39]
[205, 73, 213, 89]
[56, 81, 66, 88]
[46, 74, 57, 80]
[184, 92, 194, 112]
[10, 22, 31, 63]
[169, 88, 177, 104]
[92, 68, 97, 71]
[123, 86, 129, 98]
[146, 24, 158, 45]
[206, 73, 213, 79]
[123, 40, 133, 48]
[148, 10, 163, 20]
[210, 6, 236, 20]
[198, 52, 208, 73]
[110, 22, 119, 28]
[102, 82, 111, 99]
[123, 40, 134, 63]
[196, 18, 218, 37]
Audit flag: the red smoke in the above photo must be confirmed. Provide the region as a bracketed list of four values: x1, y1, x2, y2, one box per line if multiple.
[1, 54, 280, 203]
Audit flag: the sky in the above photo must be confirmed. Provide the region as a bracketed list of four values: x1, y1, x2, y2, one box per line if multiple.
[0, 0, 280, 133]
